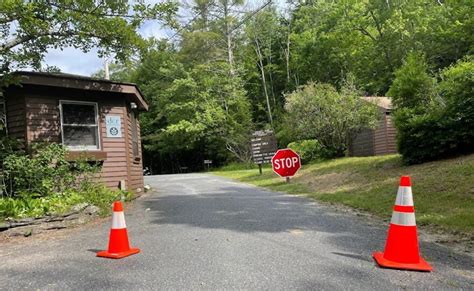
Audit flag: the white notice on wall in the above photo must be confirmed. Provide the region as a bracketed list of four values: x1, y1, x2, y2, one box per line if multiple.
[106, 115, 122, 138]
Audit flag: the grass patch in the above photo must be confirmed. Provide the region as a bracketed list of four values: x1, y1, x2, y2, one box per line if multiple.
[213, 154, 474, 235]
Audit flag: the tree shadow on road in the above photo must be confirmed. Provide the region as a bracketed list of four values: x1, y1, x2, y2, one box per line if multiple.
[142, 185, 473, 272]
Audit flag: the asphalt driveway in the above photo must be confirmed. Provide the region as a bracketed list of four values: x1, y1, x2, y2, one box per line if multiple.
[0, 174, 472, 289]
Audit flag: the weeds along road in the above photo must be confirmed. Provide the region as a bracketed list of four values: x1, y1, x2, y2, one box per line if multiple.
[0, 174, 472, 289]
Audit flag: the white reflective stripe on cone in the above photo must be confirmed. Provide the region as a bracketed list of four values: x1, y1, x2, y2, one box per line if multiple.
[111, 212, 127, 229]
[391, 211, 416, 226]
[395, 186, 414, 206]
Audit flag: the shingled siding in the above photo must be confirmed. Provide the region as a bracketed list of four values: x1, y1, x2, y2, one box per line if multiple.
[11, 84, 143, 193]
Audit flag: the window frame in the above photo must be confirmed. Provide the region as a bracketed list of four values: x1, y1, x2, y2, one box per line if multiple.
[130, 109, 139, 160]
[0, 96, 6, 134]
[59, 100, 101, 151]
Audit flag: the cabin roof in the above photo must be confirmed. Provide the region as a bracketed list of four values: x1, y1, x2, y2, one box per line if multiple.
[11, 71, 148, 111]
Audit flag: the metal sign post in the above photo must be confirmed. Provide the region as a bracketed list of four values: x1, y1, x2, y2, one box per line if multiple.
[204, 160, 212, 171]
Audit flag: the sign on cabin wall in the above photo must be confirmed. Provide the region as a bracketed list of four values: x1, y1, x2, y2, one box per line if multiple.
[251, 130, 278, 164]
[106, 115, 122, 138]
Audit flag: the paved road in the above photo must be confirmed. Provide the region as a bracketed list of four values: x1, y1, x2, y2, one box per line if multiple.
[0, 174, 472, 290]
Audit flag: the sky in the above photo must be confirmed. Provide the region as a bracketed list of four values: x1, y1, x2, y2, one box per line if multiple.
[42, 20, 171, 76]
[41, 0, 287, 77]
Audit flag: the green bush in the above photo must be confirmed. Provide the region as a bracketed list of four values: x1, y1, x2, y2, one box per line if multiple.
[2, 143, 99, 197]
[394, 58, 474, 164]
[77, 181, 128, 216]
[0, 187, 124, 219]
[0, 143, 127, 219]
[283, 82, 380, 157]
[287, 139, 327, 164]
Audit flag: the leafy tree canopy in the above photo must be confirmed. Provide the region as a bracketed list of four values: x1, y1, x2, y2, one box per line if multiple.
[0, 0, 177, 81]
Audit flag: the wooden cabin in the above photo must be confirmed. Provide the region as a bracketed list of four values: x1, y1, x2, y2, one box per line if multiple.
[349, 97, 397, 157]
[2, 71, 148, 193]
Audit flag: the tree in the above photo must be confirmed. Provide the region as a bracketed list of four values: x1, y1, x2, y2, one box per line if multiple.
[387, 52, 437, 111]
[0, 0, 177, 83]
[159, 62, 253, 163]
[394, 58, 474, 164]
[283, 82, 380, 157]
[245, 8, 280, 128]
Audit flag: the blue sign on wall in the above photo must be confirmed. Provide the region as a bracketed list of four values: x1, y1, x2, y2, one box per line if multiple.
[106, 115, 122, 138]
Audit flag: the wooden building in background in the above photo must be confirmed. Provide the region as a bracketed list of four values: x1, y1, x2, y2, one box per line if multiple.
[3, 71, 148, 193]
[349, 97, 397, 157]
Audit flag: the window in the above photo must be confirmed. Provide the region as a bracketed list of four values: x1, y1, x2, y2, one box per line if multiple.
[0, 94, 5, 133]
[60, 101, 100, 150]
[130, 110, 139, 158]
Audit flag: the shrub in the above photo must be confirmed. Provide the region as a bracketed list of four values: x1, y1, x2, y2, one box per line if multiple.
[0, 187, 124, 219]
[283, 82, 380, 157]
[2, 143, 99, 197]
[0, 143, 126, 219]
[287, 139, 327, 164]
[394, 58, 474, 164]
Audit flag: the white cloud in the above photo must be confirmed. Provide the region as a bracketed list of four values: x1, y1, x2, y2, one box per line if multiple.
[43, 47, 103, 76]
[138, 21, 171, 39]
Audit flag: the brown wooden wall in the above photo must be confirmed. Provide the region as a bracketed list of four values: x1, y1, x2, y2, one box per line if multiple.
[6, 84, 144, 193]
[349, 110, 397, 157]
[5, 89, 26, 143]
[374, 113, 397, 155]
[99, 101, 129, 190]
[127, 108, 144, 193]
[349, 128, 374, 156]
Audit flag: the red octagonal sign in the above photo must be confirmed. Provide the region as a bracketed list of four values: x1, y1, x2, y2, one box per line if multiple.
[271, 148, 301, 177]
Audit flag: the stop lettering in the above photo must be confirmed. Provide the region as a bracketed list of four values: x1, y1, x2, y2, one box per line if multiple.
[273, 157, 299, 170]
[271, 148, 301, 177]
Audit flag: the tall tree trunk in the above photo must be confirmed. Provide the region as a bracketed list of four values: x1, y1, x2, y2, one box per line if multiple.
[223, 2, 235, 76]
[254, 38, 273, 128]
[281, 19, 291, 86]
[267, 47, 277, 107]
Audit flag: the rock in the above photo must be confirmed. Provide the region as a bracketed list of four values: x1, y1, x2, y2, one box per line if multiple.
[0, 223, 10, 231]
[71, 203, 89, 213]
[16, 217, 35, 224]
[46, 225, 67, 230]
[63, 213, 80, 221]
[84, 205, 100, 215]
[144, 184, 151, 192]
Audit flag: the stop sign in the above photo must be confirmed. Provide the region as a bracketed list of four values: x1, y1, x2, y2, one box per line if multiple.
[271, 148, 301, 177]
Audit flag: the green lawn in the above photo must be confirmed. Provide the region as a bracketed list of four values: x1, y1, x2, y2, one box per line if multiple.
[213, 154, 474, 235]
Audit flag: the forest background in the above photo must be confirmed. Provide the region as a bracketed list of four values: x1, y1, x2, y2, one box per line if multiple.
[4, 0, 471, 174]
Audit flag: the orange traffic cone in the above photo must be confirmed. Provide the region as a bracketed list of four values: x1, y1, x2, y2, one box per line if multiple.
[373, 176, 433, 272]
[97, 201, 140, 259]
